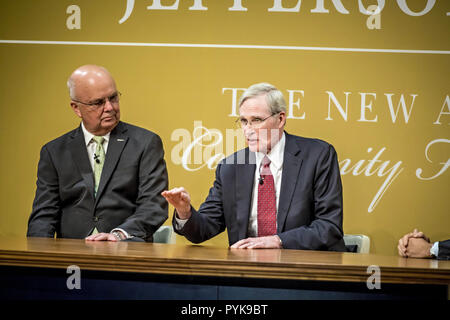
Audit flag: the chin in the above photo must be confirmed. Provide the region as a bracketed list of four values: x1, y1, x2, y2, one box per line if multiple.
[249, 144, 268, 154]
[102, 120, 119, 131]
[246, 141, 258, 152]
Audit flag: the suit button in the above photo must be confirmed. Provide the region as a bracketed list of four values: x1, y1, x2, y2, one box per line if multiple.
[93, 217, 99, 222]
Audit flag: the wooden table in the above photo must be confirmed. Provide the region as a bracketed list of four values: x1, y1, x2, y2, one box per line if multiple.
[0, 237, 449, 300]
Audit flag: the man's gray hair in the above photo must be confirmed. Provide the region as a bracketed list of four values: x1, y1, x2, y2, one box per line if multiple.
[238, 83, 286, 114]
[67, 77, 76, 100]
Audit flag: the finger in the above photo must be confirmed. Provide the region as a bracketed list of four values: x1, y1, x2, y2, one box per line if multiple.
[400, 242, 409, 257]
[411, 229, 428, 241]
[172, 187, 186, 194]
[405, 248, 411, 257]
[230, 239, 246, 248]
[85, 232, 106, 240]
[85, 234, 101, 241]
[172, 188, 189, 199]
[397, 244, 406, 257]
[162, 191, 177, 198]
[166, 190, 189, 204]
[412, 230, 424, 238]
[400, 235, 409, 247]
[237, 241, 255, 249]
[161, 192, 170, 200]
[92, 233, 108, 241]
[163, 188, 182, 197]
[161, 192, 175, 202]
[162, 193, 182, 205]
[161, 190, 173, 198]
[231, 238, 252, 249]
[247, 241, 264, 249]
[180, 192, 191, 203]
[92, 233, 114, 241]
[414, 232, 429, 242]
[398, 238, 406, 251]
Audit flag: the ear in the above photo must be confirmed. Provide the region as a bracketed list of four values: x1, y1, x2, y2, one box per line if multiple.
[70, 102, 82, 118]
[277, 111, 286, 129]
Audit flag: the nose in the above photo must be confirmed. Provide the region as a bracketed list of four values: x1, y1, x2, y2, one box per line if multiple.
[243, 126, 256, 138]
[103, 99, 114, 112]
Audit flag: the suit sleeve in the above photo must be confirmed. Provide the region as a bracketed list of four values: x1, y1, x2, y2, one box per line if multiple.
[27, 145, 61, 237]
[437, 239, 450, 260]
[172, 163, 226, 243]
[279, 144, 344, 250]
[115, 134, 169, 241]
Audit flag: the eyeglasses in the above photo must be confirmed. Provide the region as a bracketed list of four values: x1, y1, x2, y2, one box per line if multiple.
[235, 113, 279, 128]
[72, 91, 121, 109]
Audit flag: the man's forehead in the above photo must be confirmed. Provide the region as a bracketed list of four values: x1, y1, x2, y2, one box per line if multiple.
[74, 77, 116, 98]
[239, 101, 271, 117]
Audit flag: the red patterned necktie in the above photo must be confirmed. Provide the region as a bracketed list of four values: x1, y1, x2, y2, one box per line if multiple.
[257, 155, 277, 237]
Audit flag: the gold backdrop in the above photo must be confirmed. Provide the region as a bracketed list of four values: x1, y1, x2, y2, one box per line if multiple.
[0, 0, 449, 255]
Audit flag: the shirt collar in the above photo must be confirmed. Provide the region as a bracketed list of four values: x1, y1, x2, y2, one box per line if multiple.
[255, 132, 285, 170]
[81, 122, 110, 146]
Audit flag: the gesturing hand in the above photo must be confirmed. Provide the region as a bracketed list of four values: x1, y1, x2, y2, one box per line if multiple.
[161, 187, 192, 220]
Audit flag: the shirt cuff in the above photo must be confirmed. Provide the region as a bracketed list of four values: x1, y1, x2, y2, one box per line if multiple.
[174, 216, 189, 230]
[430, 241, 439, 257]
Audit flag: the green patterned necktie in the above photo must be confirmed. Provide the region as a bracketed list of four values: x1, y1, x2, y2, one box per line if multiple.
[91, 136, 105, 235]
[92, 136, 105, 196]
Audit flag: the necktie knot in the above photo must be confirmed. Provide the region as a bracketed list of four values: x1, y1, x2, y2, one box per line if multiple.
[92, 136, 105, 145]
[261, 155, 271, 168]
[260, 155, 272, 177]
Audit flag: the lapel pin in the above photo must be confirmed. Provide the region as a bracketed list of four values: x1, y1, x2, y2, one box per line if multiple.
[117, 139, 125, 142]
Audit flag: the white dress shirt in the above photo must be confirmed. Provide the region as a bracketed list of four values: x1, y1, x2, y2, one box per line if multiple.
[175, 133, 286, 238]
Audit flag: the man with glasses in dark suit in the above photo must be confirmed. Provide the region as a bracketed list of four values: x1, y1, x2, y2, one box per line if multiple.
[27, 65, 168, 242]
[163, 83, 345, 251]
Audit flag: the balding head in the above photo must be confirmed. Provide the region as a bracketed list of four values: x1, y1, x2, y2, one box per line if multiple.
[67, 65, 116, 100]
[69, 65, 120, 136]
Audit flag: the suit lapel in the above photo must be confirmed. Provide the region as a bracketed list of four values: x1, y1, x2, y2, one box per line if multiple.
[277, 133, 303, 232]
[235, 149, 256, 240]
[69, 126, 95, 199]
[95, 122, 129, 205]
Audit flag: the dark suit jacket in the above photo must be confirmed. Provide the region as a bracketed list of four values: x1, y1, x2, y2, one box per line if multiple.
[27, 121, 168, 241]
[173, 132, 346, 251]
[437, 240, 450, 260]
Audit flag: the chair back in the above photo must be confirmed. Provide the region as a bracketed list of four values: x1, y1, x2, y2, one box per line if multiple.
[344, 234, 370, 253]
[153, 226, 176, 244]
